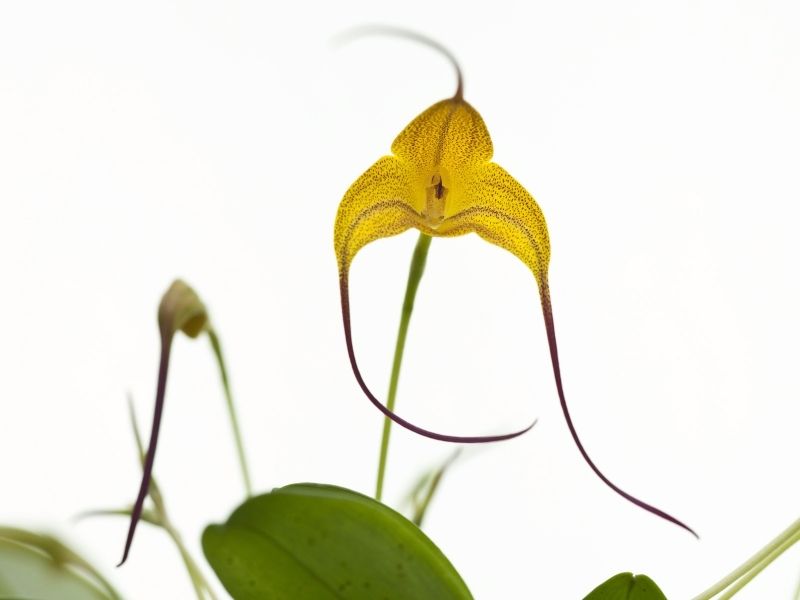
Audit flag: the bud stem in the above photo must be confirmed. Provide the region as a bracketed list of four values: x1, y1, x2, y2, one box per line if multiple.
[207, 327, 253, 498]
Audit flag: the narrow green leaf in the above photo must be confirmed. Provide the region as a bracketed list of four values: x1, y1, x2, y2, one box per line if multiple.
[406, 449, 461, 527]
[202, 483, 473, 600]
[583, 572, 668, 600]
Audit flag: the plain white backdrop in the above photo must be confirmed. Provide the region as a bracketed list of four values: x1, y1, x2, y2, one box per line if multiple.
[1, 2, 800, 598]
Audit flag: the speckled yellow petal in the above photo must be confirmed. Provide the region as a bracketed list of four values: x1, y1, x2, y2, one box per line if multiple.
[334, 99, 499, 270]
[391, 99, 492, 199]
[334, 155, 422, 273]
[436, 162, 550, 283]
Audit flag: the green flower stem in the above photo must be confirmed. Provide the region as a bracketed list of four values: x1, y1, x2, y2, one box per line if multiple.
[375, 233, 432, 502]
[794, 570, 800, 600]
[691, 516, 800, 600]
[716, 528, 800, 600]
[207, 327, 253, 498]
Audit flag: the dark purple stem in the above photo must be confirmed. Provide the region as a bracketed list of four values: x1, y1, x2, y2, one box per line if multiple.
[118, 332, 173, 566]
[340, 274, 536, 443]
[539, 281, 698, 537]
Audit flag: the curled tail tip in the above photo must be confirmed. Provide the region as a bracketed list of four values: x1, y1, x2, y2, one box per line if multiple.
[668, 517, 698, 539]
[637, 497, 698, 539]
[117, 517, 138, 567]
[508, 418, 538, 439]
[484, 418, 537, 443]
[681, 521, 700, 539]
[381, 403, 537, 444]
[117, 536, 133, 567]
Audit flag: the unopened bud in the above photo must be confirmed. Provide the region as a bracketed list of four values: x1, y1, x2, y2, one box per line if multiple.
[158, 279, 208, 340]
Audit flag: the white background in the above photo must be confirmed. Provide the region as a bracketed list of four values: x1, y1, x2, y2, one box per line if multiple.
[1, 2, 800, 598]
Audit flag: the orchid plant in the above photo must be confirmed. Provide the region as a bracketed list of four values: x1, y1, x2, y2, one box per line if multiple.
[3, 26, 800, 600]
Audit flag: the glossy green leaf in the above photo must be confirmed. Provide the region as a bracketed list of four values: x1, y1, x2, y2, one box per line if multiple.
[583, 572, 668, 600]
[0, 534, 119, 600]
[202, 483, 473, 600]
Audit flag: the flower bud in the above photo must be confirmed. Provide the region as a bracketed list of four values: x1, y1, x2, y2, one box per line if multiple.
[158, 279, 208, 341]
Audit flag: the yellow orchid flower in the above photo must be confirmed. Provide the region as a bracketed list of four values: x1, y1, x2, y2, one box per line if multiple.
[334, 29, 695, 536]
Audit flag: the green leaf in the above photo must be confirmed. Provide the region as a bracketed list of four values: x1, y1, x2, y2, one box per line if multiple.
[0, 537, 116, 600]
[202, 483, 473, 600]
[583, 572, 668, 600]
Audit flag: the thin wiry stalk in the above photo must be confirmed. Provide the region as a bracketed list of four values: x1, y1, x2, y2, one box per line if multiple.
[207, 327, 253, 498]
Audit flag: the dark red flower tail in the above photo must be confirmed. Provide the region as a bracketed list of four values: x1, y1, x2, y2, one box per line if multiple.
[118, 334, 173, 566]
[539, 281, 697, 537]
[340, 274, 537, 443]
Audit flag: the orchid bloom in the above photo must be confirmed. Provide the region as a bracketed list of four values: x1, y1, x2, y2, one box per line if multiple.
[334, 30, 695, 536]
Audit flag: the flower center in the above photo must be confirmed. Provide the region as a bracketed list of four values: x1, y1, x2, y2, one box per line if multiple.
[424, 172, 448, 228]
